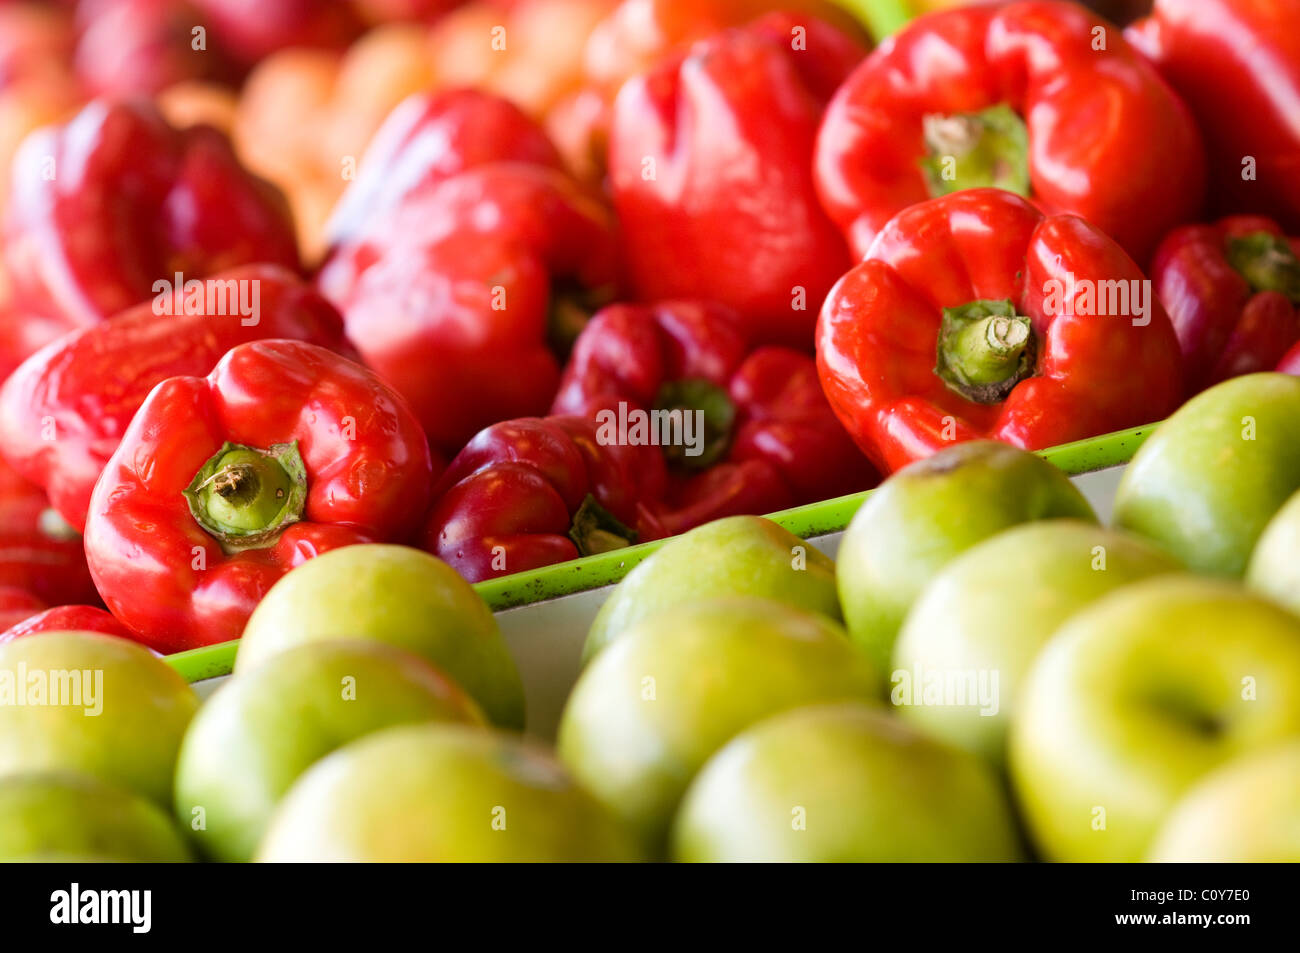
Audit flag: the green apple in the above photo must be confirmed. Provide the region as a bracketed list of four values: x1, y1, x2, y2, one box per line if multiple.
[256, 723, 644, 862]
[1114, 372, 1300, 575]
[0, 772, 191, 862]
[1246, 487, 1300, 615]
[0, 631, 199, 806]
[671, 702, 1023, 862]
[837, 441, 1096, 672]
[1009, 575, 1300, 862]
[583, 516, 839, 663]
[893, 520, 1179, 763]
[558, 597, 880, 854]
[176, 640, 485, 863]
[1147, 741, 1300, 862]
[237, 544, 524, 729]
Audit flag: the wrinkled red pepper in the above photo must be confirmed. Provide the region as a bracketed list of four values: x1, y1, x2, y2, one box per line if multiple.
[3, 99, 299, 337]
[607, 12, 863, 348]
[1127, 0, 1300, 231]
[0, 455, 99, 608]
[816, 0, 1206, 264]
[422, 415, 667, 583]
[318, 94, 619, 455]
[1151, 216, 1300, 395]
[0, 264, 350, 532]
[83, 339, 435, 652]
[817, 188, 1184, 473]
[0, 605, 132, 645]
[551, 301, 877, 534]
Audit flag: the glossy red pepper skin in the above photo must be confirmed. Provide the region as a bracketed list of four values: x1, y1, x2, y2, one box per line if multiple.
[551, 301, 877, 533]
[1127, 0, 1300, 231]
[422, 415, 667, 583]
[0, 265, 350, 533]
[817, 188, 1184, 474]
[1151, 216, 1300, 395]
[0, 455, 99, 608]
[607, 12, 863, 348]
[320, 159, 619, 456]
[3, 99, 300, 335]
[325, 89, 563, 248]
[0, 605, 132, 644]
[816, 0, 1206, 265]
[83, 340, 435, 653]
[0, 587, 46, 633]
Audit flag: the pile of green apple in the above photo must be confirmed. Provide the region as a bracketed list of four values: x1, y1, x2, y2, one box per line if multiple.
[4, 372, 1300, 862]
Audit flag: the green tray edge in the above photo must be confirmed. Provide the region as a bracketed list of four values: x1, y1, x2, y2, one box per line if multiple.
[163, 423, 1153, 683]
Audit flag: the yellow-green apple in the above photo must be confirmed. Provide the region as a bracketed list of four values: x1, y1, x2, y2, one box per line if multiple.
[1246, 488, 1300, 616]
[583, 516, 840, 663]
[837, 441, 1095, 672]
[671, 702, 1023, 862]
[237, 544, 524, 729]
[0, 631, 198, 805]
[0, 772, 191, 862]
[1147, 741, 1300, 862]
[893, 520, 1178, 763]
[255, 723, 644, 862]
[1114, 373, 1300, 575]
[1009, 575, 1300, 861]
[559, 597, 880, 854]
[175, 639, 485, 862]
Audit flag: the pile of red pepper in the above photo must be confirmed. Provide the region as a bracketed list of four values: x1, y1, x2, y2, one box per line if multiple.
[0, 0, 1296, 653]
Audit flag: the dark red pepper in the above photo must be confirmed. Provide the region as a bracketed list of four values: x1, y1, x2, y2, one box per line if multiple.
[551, 301, 877, 534]
[83, 339, 435, 652]
[422, 415, 667, 583]
[0, 264, 350, 532]
[1151, 215, 1300, 394]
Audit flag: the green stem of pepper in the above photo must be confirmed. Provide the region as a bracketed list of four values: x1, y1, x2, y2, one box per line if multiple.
[1227, 232, 1300, 305]
[183, 441, 307, 551]
[934, 299, 1037, 405]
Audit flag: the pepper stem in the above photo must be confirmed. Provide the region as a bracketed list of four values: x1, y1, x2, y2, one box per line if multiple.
[568, 494, 636, 556]
[935, 299, 1036, 404]
[652, 378, 735, 470]
[1227, 232, 1300, 304]
[183, 441, 307, 551]
[919, 103, 1030, 199]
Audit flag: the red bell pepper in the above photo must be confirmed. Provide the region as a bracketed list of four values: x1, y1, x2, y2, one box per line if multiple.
[815, 0, 1206, 265]
[422, 415, 667, 583]
[816, 188, 1184, 474]
[0, 587, 45, 633]
[318, 145, 619, 456]
[325, 89, 563, 248]
[3, 99, 299, 336]
[83, 339, 435, 652]
[0, 605, 132, 645]
[0, 264, 351, 533]
[1126, 0, 1300, 232]
[551, 301, 877, 534]
[607, 11, 864, 348]
[1151, 216, 1300, 395]
[0, 455, 99, 608]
